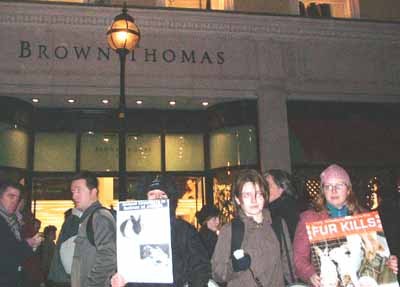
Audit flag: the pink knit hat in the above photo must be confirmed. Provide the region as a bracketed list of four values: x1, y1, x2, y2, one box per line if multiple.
[320, 164, 351, 186]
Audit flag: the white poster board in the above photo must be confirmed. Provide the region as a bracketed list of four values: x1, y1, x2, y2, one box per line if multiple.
[117, 199, 173, 284]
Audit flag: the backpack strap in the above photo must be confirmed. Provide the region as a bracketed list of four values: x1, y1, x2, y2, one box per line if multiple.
[231, 218, 245, 255]
[271, 214, 296, 284]
[86, 206, 111, 247]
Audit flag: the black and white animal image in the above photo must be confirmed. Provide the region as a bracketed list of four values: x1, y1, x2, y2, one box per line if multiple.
[120, 215, 142, 238]
[140, 244, 170, 266]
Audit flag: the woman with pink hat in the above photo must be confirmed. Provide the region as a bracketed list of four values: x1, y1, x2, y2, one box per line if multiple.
[293, 164, 398, 287]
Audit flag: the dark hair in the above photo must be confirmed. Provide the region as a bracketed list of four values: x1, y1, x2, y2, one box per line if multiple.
[44, 225, 57, 237]
[142, 174, 179, 200]
[264, 169, 297, 198]
[0, 180, 24, 197]
[196, 205, 220, 225]
[232, 169, 269, 212]
[71, 171, 99, 190]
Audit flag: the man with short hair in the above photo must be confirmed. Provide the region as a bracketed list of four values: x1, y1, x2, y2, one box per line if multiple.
[0, 180, 42, 286]
[70, 171, 116, 287]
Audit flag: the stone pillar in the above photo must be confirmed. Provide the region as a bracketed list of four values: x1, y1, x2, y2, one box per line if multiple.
[257, 86, 291, 173]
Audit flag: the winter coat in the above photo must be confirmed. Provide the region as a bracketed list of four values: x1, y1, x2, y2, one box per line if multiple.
[48, 209, 81, 283]
[198, 225, 218, 259]
[126, 217, 211, 287]
[0, 216, 33, 286]
[71, 201, 117, 287]
[293, 209, 329, 283]
[269, 193, 300, 241]
[212, 209, 289, 287]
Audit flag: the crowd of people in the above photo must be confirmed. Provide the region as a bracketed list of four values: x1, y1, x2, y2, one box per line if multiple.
[0, 164, 398, 287]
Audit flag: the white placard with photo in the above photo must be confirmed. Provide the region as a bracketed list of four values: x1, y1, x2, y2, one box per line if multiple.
[117, 199, 173, 284]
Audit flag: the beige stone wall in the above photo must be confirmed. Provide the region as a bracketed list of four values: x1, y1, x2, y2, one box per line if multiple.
[359, 0, 400, 21]
[234, 0, 294, 14]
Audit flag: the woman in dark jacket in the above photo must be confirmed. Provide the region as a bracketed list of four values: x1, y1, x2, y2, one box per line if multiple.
[196, 205, 220, 259]
[264, 169, 300, 241]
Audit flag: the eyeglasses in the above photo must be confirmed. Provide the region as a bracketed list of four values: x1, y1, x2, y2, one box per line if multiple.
[322, 183, 348, 192]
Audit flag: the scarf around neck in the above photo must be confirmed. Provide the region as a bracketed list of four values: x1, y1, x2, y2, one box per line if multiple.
[326, 203, 349, 218]
[0, 203, 22, 241]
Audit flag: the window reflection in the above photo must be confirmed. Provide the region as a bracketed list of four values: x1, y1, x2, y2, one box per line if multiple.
[34, 132, 76, 172]
[81, 132, 118, 172]
[209, 125, 257, 169]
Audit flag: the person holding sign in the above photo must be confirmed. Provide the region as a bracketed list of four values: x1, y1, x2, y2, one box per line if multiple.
[111, 175, 211, 287]
[293, 164, 398, 287]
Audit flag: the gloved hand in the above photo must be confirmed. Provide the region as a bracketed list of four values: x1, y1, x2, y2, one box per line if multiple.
[232, 249, 251, 272]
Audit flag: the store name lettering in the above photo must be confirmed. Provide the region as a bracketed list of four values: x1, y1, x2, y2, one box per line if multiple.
[18, 41, 225, 65]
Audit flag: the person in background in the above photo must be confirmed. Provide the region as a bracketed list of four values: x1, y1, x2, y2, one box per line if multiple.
[70, 171, 117, 287]
[0, 180, 43, 287]
[111, 175, 211, 287]
[195, 204, 220, 259]
[41, 225, 57, 285]
[293, 164, 398, 287]
[21, 217, 44, 287]
[47, 207, 82, 287]
[212, 169, 294, 287]
[264, 169, 300, 241]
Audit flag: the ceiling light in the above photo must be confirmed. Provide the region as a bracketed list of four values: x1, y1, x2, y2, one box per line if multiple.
[169, 100, 176, 106]
[32, 98, 40, 103]
[88, 131, 94, 135]
[202, 101, 209, 106]
[102, 99, 110, 104]
[136, 100, 143, 105]
[67, 99, 76, 104]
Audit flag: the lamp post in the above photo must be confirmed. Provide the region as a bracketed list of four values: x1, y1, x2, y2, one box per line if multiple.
[107, 3, 140, 200]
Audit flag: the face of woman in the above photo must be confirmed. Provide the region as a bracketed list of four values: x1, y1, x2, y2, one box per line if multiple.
[322, 177, 350, 209]
[206, 216, 220, 232]
[235, 182, 265, 220]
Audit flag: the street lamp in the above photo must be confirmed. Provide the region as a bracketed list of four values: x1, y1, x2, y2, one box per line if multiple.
[107, 3, 140, 200]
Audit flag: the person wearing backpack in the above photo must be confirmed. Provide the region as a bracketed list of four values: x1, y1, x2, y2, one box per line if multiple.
[212, 169, 295, 287]
[70, 171, 117, 287]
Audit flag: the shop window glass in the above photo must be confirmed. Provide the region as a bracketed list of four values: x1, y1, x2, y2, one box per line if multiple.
[34, 132, 76, 172]
[127, 175, 205, 227]
[299, 0, 359, 18]
[209, 125, 257, 169]
[81, 132, 118, 172]
[165, 134, 204, 172]
[126, 134, 161, 172]
[163, 0, 232, 10]
[0, 123, 29, 169]
[212, 169, 239, 224]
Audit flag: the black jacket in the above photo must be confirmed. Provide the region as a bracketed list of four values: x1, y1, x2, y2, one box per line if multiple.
[0, 216, 33, 287]
[269, 194, 300, 241]
[127, 218, 211, 287]
[198, 225, 218, 259]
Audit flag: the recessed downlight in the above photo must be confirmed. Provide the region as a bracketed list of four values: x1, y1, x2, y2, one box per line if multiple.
[169, 100, 176, 106]
[32, 98, 40, 103]
[136, 100, 143, 105]
[67, 99, 76, 104]
[101, 99, 110, 104]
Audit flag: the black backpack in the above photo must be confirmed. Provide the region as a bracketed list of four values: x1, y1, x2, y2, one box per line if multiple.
[86, 206, 116, 246]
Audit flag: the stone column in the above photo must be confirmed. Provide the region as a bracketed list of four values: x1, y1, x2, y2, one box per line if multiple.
[257, 86, 291, 173]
